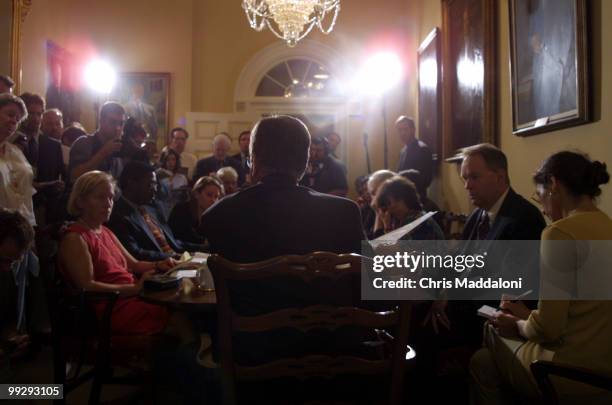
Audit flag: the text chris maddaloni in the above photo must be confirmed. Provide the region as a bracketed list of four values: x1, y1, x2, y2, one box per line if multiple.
[370, 252, 523, 290]
[371, 277, 524, 290]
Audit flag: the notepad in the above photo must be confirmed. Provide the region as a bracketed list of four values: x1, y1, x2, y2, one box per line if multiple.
[477, 305, 499, 320]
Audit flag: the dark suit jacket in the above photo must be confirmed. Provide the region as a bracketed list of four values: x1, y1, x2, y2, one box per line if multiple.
[108, 197, 203, 261]
[168, 200, 205, 245]
[231, 152, 249, 186]
[201, 174, 371, 364]
[397, 139, 434, 189]
[201, 174, 366, 263]
[453, 187, 546, 342]
[193, 155, 242, 182]
[37, 134, 66, 182]
[462, 188, 546, 241]
[299, 155, 348, 194]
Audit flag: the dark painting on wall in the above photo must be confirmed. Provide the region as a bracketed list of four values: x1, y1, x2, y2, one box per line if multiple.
[442, 0, 497, 160]
[509, 0, 590, 136]
[418, 27, 442, 164]
[111, 72, 170, 142]
[46, 41, 81, 126]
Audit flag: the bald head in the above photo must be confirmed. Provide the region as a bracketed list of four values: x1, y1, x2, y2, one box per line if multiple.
[41, 109, 64, 140]
[250, 115, 311, 182]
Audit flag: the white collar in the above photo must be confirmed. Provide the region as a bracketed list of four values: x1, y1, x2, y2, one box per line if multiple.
[486, 187, 510, 224]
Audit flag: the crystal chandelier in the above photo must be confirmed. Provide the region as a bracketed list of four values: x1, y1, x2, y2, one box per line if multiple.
[242, 0, 340, 47]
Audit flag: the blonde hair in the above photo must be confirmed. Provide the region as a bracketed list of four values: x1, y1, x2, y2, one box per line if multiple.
[216, 166, 238, 182]
[67, 171, 115, 217]
[367, 170, 396, 196]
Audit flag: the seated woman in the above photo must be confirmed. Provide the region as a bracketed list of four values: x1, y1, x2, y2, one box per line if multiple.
[59, 170, 178, 336]
[156, 148, 189, 219]
[366, 169, 396, 239]
[169, 176, 223, 245]
[374, 176, 444, 240]
[399, 169, 444, 228]
[470, 151, 612, 404]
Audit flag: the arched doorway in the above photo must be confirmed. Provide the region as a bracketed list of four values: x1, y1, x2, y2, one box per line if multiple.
[186, 40, 357, 169]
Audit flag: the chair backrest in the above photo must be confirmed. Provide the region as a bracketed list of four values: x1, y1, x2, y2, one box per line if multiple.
[208, 252, 411, 405]
[531, 360, 612, 405]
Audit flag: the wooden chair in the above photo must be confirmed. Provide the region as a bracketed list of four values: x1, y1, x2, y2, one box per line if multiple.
[530, 360, 612, 405]
[43, 249, 172, 404]
[208, 252, 413, 405]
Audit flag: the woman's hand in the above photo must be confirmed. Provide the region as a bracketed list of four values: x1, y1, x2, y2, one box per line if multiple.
[491, 312, 520, 338]
[134, 270, 156, 291]
[155, 258, 177, 272]
[377, 208, 393, 233]
[499, 298, 531, 320]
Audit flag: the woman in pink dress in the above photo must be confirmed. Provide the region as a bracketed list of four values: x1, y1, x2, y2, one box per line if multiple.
[59, 170, 177, 335]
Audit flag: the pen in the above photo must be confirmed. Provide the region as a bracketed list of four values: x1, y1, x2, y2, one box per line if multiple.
[510, 289, 534, 302]
[497, 289, 534, 312]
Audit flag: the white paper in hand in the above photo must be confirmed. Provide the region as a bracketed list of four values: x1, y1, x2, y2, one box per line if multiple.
[370, 211, 437, 249]
[477, 305, 499, 320]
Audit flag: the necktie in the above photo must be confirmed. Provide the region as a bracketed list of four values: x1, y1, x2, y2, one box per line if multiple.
[476, 212, 490, 240]
[138, 206, 175, 254]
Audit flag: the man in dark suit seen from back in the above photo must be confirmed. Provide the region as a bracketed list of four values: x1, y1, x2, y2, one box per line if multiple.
[201, 116, 365, 262]
[200, 115, 370, 370]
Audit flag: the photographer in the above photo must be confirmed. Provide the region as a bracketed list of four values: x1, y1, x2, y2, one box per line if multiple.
[299, 136, 348, 197]
[68, 101, 126, 182]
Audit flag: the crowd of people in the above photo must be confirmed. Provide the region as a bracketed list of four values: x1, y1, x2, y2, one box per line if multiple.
[2, 73, 612, 404]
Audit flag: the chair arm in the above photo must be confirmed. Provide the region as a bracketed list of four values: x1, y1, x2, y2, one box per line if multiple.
[530, 360, 612, 405]
[80, 290, 119, 336]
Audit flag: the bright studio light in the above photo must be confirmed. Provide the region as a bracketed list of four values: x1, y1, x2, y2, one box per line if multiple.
[84, 60, 116, 94]
[356, 52, 403, 96]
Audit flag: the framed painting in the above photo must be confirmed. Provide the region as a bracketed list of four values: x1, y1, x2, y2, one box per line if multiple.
[418, 27, 442, 164]
[1, 0, 32, 94]
[442, 0, 497, 160]
[509, 0, 590, 136]
[46, 41, 81, 125]
[111, 72, 170, 142]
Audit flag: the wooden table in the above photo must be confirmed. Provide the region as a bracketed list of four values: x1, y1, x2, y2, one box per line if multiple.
[140, 282, 217, 313]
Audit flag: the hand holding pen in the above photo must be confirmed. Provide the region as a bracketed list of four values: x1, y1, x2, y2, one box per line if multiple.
[498, 289, 534, 320]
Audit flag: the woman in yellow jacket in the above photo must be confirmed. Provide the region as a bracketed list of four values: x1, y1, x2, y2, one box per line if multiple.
[471, 151, 612, 405]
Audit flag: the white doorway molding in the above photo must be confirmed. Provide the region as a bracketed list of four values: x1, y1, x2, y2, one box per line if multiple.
[187, 40, 364, 168]
[232, 39, 360, 164]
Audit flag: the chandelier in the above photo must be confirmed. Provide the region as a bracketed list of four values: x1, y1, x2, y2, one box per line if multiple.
[242, 0, 340, 47]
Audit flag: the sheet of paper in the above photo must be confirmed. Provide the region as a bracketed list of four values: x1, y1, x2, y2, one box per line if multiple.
[190, 252, 210, 264]
[370, 211, 437, 248]
[175, 270, 198, 279]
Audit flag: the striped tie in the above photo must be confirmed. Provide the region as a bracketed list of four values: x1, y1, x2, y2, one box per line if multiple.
[138, 206, 175, 254]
